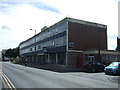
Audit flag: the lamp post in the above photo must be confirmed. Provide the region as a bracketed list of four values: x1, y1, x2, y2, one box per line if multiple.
[30, 29, 36, 50]
[30, 29, 37, 64]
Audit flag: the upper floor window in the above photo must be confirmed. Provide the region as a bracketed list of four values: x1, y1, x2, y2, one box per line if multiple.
[35, 46, 36, 50]
[30, 48, 32, 51]
[38, 45, 41, 50]
[52, 41, 55, 46]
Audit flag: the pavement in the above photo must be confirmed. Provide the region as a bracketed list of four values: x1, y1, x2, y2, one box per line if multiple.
[18, 63, 83, 72]
[108, 76, 120, 83]
[68, 72, 120, 84]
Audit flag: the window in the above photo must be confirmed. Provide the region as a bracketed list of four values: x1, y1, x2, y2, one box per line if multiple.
[69, 42, 75, 47]
[30, 48, 32, 51]
[55, 38, 60, 46]
[56, 23, 66, 33]
[38, 45, 41, 50]
[35, 46, 36, 50]
[49, 53, 56, 64]
[58, 52, 66, 65]
[88, 56, 94, 62]
[55, 37, 66, 47]
[55, 29, 58, 34]
[52, 41, 55, 46]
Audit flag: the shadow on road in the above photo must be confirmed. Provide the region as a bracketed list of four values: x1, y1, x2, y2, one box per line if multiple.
[17, 63, 82, 73]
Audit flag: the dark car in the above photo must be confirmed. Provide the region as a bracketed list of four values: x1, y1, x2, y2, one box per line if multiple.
[104, 62, 120, 75]
[83, 61, 105, 72]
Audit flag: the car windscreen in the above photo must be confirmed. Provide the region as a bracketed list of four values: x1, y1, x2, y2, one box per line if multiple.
[109, 62, 118, 67]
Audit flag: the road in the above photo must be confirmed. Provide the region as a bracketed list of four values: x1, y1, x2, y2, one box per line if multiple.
[0, 62, 119, 89]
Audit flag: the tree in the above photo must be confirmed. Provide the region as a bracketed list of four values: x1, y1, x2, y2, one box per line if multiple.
[5, 48, 12, 58]
[5, 47, 19, 58]
[12, 47, 19, 58]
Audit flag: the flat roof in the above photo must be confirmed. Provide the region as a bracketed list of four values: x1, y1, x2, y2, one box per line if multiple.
[67, 17, 107, 29]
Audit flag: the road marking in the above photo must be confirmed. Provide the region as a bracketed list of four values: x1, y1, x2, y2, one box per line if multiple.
[0, 72, 12, 89]
[2, 72, 16, 89]
[0, 71, 16, 90]
[0, 73, 7, 89]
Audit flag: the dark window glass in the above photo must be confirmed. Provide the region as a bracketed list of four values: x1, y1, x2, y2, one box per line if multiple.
[49, 53, 56, 64]
[30, 48, 32, 51]
[58, 52, 66, 65]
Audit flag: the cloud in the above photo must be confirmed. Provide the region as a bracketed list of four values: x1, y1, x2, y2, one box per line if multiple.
[0, 1, 60, 15]
[0, 2, 20, 15]
[29, 2, 60, 14]
[1, 26, 11, 30]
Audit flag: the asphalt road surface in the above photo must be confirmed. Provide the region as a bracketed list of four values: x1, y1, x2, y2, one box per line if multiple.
[0, 62, 119, 89]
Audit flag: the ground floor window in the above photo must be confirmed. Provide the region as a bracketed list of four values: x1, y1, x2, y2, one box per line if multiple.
[38, 55, 47, 64]
[21, 52, 66, 65]
[49, 53, 56, 64]
[58, 52, 66, 65]
[33, 56, 36, 63]
[101, 54, 119, 65]
[83, 54, 94, 62]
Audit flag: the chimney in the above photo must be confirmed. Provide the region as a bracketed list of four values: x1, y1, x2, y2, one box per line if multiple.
[41, 26, 47, 32]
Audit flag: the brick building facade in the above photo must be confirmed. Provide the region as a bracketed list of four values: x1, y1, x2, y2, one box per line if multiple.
[19, 17, 120, 68]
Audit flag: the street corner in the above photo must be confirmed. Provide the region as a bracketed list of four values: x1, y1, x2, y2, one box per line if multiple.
[108, 76, 120, 83]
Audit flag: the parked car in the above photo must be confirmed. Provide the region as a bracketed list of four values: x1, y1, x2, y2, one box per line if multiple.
[104, 62, 120, 75]
[83, 61, 105, 72]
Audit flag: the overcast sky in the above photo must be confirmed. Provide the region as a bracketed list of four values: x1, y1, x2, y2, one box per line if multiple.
[0, 0, 119, 51]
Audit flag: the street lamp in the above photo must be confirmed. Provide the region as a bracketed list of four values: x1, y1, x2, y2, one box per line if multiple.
[30, 29, 36, 50]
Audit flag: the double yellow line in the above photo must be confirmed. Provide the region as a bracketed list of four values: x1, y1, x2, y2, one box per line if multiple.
[0, 71, 16, 90]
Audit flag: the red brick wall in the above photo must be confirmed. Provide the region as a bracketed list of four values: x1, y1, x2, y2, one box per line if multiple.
[67, 52, 83, 68]
[68, 22, 107, 50]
